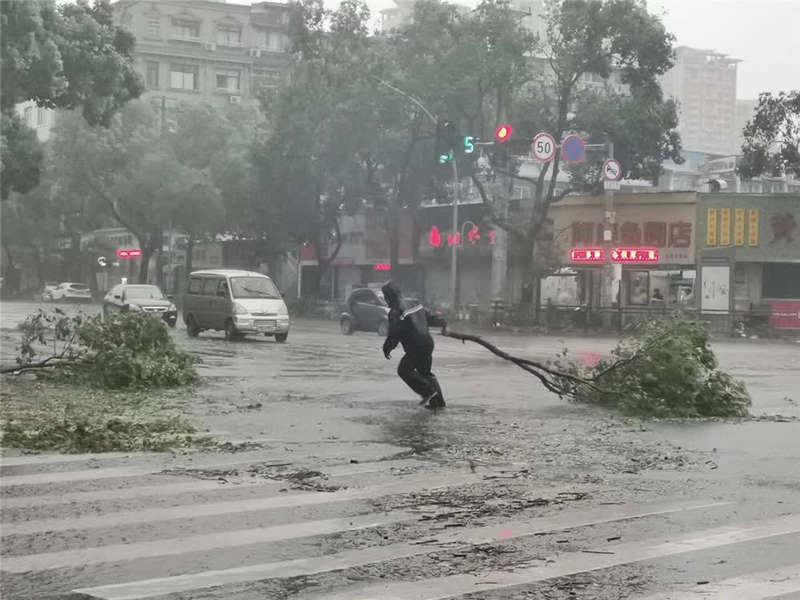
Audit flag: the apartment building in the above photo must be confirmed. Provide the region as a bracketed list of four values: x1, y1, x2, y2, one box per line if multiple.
[113, 0, 291, 115]
[660, 46, 740, 156]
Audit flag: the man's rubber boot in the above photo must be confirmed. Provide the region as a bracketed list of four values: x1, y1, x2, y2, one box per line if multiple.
[426, 393, 446, 410]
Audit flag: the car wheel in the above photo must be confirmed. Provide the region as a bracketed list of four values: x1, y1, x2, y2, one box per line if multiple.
[340, 317, 355, 335]
[275, 333, 288, 343]
[377, 319, 389, 337]
[224, 319, 240, 341]
[186, 315, 200, 338]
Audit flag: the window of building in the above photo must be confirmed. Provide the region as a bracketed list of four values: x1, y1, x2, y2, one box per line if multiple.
[260, 31, 288, 52]
[37, 107, 46, 126]
[146, 17, 160, 38]
[763, 263, 800, 299]
[172, 18, 200, 40]
[24, 106, 33, 125]
[170, 64, 199, 90]
[253, 66, 282, 82]
[216, 70, 241, 91]
[216, 24, 241, 46]
[146, 61, 159, 88]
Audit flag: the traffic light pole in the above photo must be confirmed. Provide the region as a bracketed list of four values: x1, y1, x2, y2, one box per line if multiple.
[450, 150, 460, 314]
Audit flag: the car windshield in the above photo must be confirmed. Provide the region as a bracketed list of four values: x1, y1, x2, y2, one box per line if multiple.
[68, 284, 90, 291]
[230, 277, 280, 299]
[124, 285, 164, 300]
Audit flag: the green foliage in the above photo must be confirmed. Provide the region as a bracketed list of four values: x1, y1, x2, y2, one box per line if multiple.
[738, 90, 800, 179]
[0, 112, 44, 199]
[0, 380, 208, 453]
[1, 0, 142, 198]
[564, 314, 751, 418]
[11, 310, 197, 389]
[72, 313, 197, 389]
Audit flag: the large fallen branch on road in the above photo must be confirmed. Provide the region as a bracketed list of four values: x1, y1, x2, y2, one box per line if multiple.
[440, 313, 752, 418]
[441, 326, 606, 398]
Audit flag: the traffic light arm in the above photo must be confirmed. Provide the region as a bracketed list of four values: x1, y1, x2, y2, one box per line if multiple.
[373, 78, 438, 125]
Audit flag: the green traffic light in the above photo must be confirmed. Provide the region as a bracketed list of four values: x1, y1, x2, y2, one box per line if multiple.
[439, 150, 453, 164]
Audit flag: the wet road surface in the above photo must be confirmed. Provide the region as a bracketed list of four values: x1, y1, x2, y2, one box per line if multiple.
[1, 300, 799, 599]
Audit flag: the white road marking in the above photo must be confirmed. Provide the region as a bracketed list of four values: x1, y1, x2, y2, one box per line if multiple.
[71, 500, 730, 600]
[0, 458, 425, 509]
[3, 471, 487, 535]
[0, 452, 162, 468]
[635, 564, 800, 599]
[296, 513, 800, 600]
[1, 511, 414, 573]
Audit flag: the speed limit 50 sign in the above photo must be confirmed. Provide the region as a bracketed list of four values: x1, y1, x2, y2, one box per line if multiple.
[532, 132, 557, 162]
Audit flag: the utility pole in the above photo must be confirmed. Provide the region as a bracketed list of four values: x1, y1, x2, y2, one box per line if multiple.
[450, 152, 460, 313]
[602, 141, 617, 317]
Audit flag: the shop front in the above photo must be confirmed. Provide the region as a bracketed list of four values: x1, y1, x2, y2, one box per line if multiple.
[546, 192, 699, 314]
[697, 193, 800, 331]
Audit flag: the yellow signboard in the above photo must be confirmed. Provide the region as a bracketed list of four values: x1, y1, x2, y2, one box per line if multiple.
[748, 208, 759, 246]
[707, 208, 717, 246]
[734, 208, 746, 246]
[720, 208, 731, 246]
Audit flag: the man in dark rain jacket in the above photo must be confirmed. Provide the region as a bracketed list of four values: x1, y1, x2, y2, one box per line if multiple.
[381, 281, 446, 409]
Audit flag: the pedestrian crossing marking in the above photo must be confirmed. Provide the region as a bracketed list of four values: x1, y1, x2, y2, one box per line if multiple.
[71, 499, 730, 600]
[635, 564, 800, 599]
[295, 513, 800, 600]
[3, 470, 485, 536]
[2, 511, 415, 573]
[0, 458, 425, 509]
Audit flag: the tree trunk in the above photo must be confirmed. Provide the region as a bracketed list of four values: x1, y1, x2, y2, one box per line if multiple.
[184, 233, 194, 286]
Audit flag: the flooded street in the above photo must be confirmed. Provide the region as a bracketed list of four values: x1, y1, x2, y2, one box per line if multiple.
[1, 301, 799, 599]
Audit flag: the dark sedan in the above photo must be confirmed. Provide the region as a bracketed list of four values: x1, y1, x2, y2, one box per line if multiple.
[102, 284, 178, 327]
[340, 288, 425, 336]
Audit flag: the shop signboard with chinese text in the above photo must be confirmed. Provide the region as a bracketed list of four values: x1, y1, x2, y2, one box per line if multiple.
[700, 194, 800, 262]
[548, 193, 697, 266]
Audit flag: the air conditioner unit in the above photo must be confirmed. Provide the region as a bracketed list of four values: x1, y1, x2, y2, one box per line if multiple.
[204, 42, 216, 51]
[229, 95, 242, 104]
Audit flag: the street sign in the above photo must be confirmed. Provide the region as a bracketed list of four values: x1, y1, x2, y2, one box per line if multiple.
[561, 135, 586, 163]
[117, 249, 143, 259]
[603, 180, 621, 191]
[603, 159, 622, 181]
[610, 247, 659, 264]
[97, 256, 107, 267]
[531, 132, 557, 162]
[569, 247, 606, 264]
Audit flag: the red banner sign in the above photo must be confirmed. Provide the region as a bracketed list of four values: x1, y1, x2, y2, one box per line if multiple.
[610, 247, 659, 263]
[117, 249, 142, 259]
[569, 247, 605, 263]
[769, 301, 800, 330]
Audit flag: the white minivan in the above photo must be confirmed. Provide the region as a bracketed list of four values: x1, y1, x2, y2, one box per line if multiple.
[183, 270, 290, 342]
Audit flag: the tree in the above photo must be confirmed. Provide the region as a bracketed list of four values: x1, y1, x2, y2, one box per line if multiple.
[0, 0, 142, 198]
[51, 102, 204, 283]
[472, 0, 680, 297]
[254, 0, 384, 297]
[738, 90, 800, 179]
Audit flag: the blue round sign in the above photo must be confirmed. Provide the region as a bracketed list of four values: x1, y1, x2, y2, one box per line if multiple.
[561, 135, 586, 163]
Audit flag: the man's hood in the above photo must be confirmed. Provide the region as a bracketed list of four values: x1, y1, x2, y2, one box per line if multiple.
[381, 281, 402, 307]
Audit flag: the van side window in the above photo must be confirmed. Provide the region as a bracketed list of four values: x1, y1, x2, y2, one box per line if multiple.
[202, 278, 219, 296]
[188, 277, 203, 295]
[218, 279, 229, 298]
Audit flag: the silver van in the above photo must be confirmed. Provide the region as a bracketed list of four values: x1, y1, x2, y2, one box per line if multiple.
[182, 270, 290, 342]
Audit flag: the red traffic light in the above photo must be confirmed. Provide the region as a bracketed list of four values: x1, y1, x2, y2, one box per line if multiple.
[494, 124, 513, 143]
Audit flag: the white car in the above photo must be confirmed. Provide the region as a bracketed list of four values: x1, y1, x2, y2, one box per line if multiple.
[49, 282, 93, 303]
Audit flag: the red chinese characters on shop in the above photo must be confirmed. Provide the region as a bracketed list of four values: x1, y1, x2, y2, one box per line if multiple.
[571, 220, 692, 248]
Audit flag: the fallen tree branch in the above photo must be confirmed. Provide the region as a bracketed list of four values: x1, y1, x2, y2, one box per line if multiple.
[440, 327, 606, 396]
[1, 357, 82, 375]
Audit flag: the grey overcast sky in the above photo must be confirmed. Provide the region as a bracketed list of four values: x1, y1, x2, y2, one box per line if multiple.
[217, 0, 800, 98]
